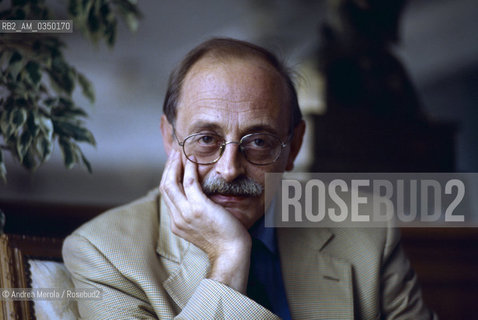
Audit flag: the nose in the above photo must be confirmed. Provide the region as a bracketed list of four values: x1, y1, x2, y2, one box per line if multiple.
[214, 142, 246, 182]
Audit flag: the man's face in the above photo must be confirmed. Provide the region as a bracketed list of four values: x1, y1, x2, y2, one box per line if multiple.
[163, 56, 303, 229]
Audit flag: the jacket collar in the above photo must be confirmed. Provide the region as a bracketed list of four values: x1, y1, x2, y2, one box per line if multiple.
[277, 227, 354, 319]
[156, 199, 187, 264]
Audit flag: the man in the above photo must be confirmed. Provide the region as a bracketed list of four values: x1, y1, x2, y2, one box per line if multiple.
[63, 38, 435, 319]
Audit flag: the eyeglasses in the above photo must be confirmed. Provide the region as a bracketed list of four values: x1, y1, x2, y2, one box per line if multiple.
[173, 129, 290, 165]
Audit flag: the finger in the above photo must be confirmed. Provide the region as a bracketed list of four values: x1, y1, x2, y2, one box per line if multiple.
[160, 149, 178, 190]
[183, 155, 209, 203]
[162, 189, 186, 232]
[160, 157, 186, 223]
[160, 150, 188, 212]
[162, 164, 201, 240]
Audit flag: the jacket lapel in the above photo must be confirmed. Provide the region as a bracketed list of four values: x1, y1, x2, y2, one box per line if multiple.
[278, 228, 354, 319]
[156, 199, 210, 311]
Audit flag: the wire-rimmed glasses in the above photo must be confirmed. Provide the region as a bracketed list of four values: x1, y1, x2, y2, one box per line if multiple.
[174, 130, 290, 165]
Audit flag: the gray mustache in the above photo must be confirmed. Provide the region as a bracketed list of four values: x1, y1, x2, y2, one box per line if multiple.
[202, 175, 263, 197]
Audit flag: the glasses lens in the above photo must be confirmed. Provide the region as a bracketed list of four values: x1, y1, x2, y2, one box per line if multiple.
[183, 133, 223, 164]
[241, 133, 283, 165]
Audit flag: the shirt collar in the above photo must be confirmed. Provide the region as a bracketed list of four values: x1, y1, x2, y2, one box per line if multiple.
[249, 201, 277, 254]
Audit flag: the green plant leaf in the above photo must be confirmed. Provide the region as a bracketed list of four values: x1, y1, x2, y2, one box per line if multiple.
[8, 51, 23, 80]
[39, 115, 53, 139]
[105, 20, 117, 46]
[10, 108, 27, 135]
[16, 128, 32, 162]
[77, 72, 95, 102]
[81, 0, 91, 10]
[21, 148, 37, 170]
[0, 51, 13, 68]
[26, 110, 40, 137]
[35, 133, 53, 162]
[14, 97, 27, 108]
[66, 68, 76, 94]
[80, 149, 92, 173]
[58, 97, 74, 109]
[125, 12, 139, 32]
[53, 106, 88, 118]
[9, 51, 22, 64]
[11, 108, 27, 126]
[0, 109, 13, 138]
[49, 57, 75, 95]
[87, 1, 100, 34]
[54, 119, 96, 145]
[25, 61, 42, 86]
[59, 137, 77, 169]
[68, 0, 81, 17]
[43, 97, 57, 108]
[0, 149, 7, 183]
[100, 2, 110, 19]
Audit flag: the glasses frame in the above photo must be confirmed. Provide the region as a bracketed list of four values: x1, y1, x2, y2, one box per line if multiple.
[173, 128, 291, 166]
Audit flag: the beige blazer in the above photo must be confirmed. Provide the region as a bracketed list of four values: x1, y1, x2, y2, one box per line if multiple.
[62, 190, 436, 319]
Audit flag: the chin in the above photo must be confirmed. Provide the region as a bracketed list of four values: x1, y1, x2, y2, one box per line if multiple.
[226, 207, 260, 229]
[209, 194, 263, 229]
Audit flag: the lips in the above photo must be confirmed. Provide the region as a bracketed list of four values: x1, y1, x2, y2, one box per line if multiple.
[209, 193, 251, 205]
[208, 193, 263, 228]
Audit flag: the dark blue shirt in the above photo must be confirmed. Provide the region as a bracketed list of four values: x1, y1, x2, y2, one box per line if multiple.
[248, 217, 292, 320]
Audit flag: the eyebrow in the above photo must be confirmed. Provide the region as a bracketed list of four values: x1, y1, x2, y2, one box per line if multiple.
[188, 121, 282, 136]
[243, 124, 281, 136]
[188, 122, 223, 135]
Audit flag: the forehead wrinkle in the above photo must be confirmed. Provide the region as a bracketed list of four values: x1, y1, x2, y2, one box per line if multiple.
[178, 102, 285, 136]
[183, 84, 276, 106]
[187, 97, 265, 104]
[182, 96, 279, 116]
[182, 57, 285, 101]
[183, 105, 281, 133]
[176, 56, 290, 135]
[183, 98, 269, 112]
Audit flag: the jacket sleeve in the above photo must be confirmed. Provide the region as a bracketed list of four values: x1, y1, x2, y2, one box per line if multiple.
[177, 279, 279, 320]
[63, 234, 158, 319]
[380, 227, 438, 320]
[63, 233, 279, 320]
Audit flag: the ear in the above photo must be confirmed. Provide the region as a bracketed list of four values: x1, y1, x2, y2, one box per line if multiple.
[285, 120, 306, 171]
[160, 114, 174, 156]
